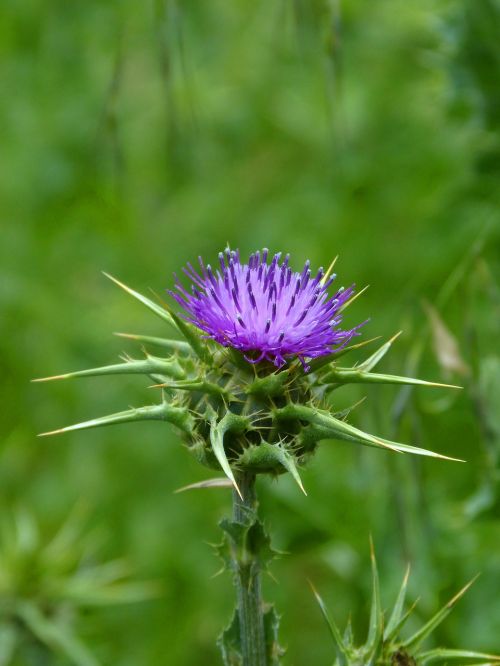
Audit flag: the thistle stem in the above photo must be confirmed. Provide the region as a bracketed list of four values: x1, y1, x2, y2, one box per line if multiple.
[232, 472, 267, 666]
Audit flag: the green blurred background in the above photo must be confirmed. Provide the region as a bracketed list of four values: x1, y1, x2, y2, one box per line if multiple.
[1, 0, 500, 663]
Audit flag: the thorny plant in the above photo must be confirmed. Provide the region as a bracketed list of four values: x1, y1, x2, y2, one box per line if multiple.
[36, 249, 466, 666]
[311, 542, 500, 666]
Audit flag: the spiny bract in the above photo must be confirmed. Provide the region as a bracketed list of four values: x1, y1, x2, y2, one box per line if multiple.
[35, 250, 461, 498]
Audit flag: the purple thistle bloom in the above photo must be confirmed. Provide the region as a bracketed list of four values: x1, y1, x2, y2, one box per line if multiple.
[169, 249, 364, 369]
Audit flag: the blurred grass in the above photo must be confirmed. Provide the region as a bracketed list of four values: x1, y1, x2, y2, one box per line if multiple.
[0, 0, 499, 663]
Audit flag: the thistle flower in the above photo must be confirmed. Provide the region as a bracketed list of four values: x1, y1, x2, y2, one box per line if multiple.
[35, 250, 460, 497]
[170, 249, 363, 369]
[35, 250, 462, 666]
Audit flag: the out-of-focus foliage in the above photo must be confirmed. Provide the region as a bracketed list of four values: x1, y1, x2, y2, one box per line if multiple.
[312, 546, 499, 666]
[0, 0, 499, 664]
[0, 506, 157, 665]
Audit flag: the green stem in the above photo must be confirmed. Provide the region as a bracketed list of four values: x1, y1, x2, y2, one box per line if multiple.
[232, 472, 267, 666]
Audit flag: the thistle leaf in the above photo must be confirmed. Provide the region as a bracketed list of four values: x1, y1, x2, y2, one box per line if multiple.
[419, 649, 500, 665]
[103, 272, 175, 328]
[321, 367, 462, 390]
[308, 337, 381, 372]
[152, 379, 233, 399]
[343, 617, 354, 650]
[384, 564, 411, 640]
[309, 581, 349, 659]
[295, 418, 460, 461]
[376, 437, 463, 462]
[403, 577, 478, 651]
[33, 355, 185, 383]
[333, 396, 367, 421]
[274, 446, 306, 495]
[104, 273, 211, 363]
[357, 331, 402, 372]
[174, 478, 233, 493]
[263, 605, 285, 665]
[209, 411, 250, 499]
[246, 372, 290, 397]
[336, 430, 462, 461]
[38, 401, 193, 437]
[338, 284, 370, 312]
[274, 404, 402, 454]
[166, 307, 212, 365]
[250, 442, 306, 495]
[245, 520, 278, 569]
[389, 601, 422, 647]
[218, 517, 277, 573]
[365, 538, 383, 660]
[218, 610, 243, 666]
[114, 332, 192, 355]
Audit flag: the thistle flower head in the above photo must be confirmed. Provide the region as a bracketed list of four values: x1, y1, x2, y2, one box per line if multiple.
[170, 249, 363, 368]
[35, 251, 461, 497]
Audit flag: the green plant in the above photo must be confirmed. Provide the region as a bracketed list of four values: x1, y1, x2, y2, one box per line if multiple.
[35, 251, 461, 665]
[311, 543, 500, 666]
[0, 505, 157, 665]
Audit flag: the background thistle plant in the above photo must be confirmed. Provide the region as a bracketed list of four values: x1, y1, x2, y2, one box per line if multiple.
[35, 250, 464, 665]
[36, 252, 460, 493]
[0, 506, 157, 666]
[311, 544, 500, 666]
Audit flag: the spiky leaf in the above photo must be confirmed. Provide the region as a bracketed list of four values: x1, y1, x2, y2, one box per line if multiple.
[39, 401, 193, 437]
[419, 649, 500, 665]
[218, 611, 243, 666]
[114, 332, 192, 355]
[33, 355, 186, 383]
[310, 581, 349, 660]
[365, 540, 383, 661]
[263, 605, 285, 665]
[321, 367, 461, 390]
[403, 578, 478, 651]
[384, 565, 411, 641]
[209, 410, 250, 498]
